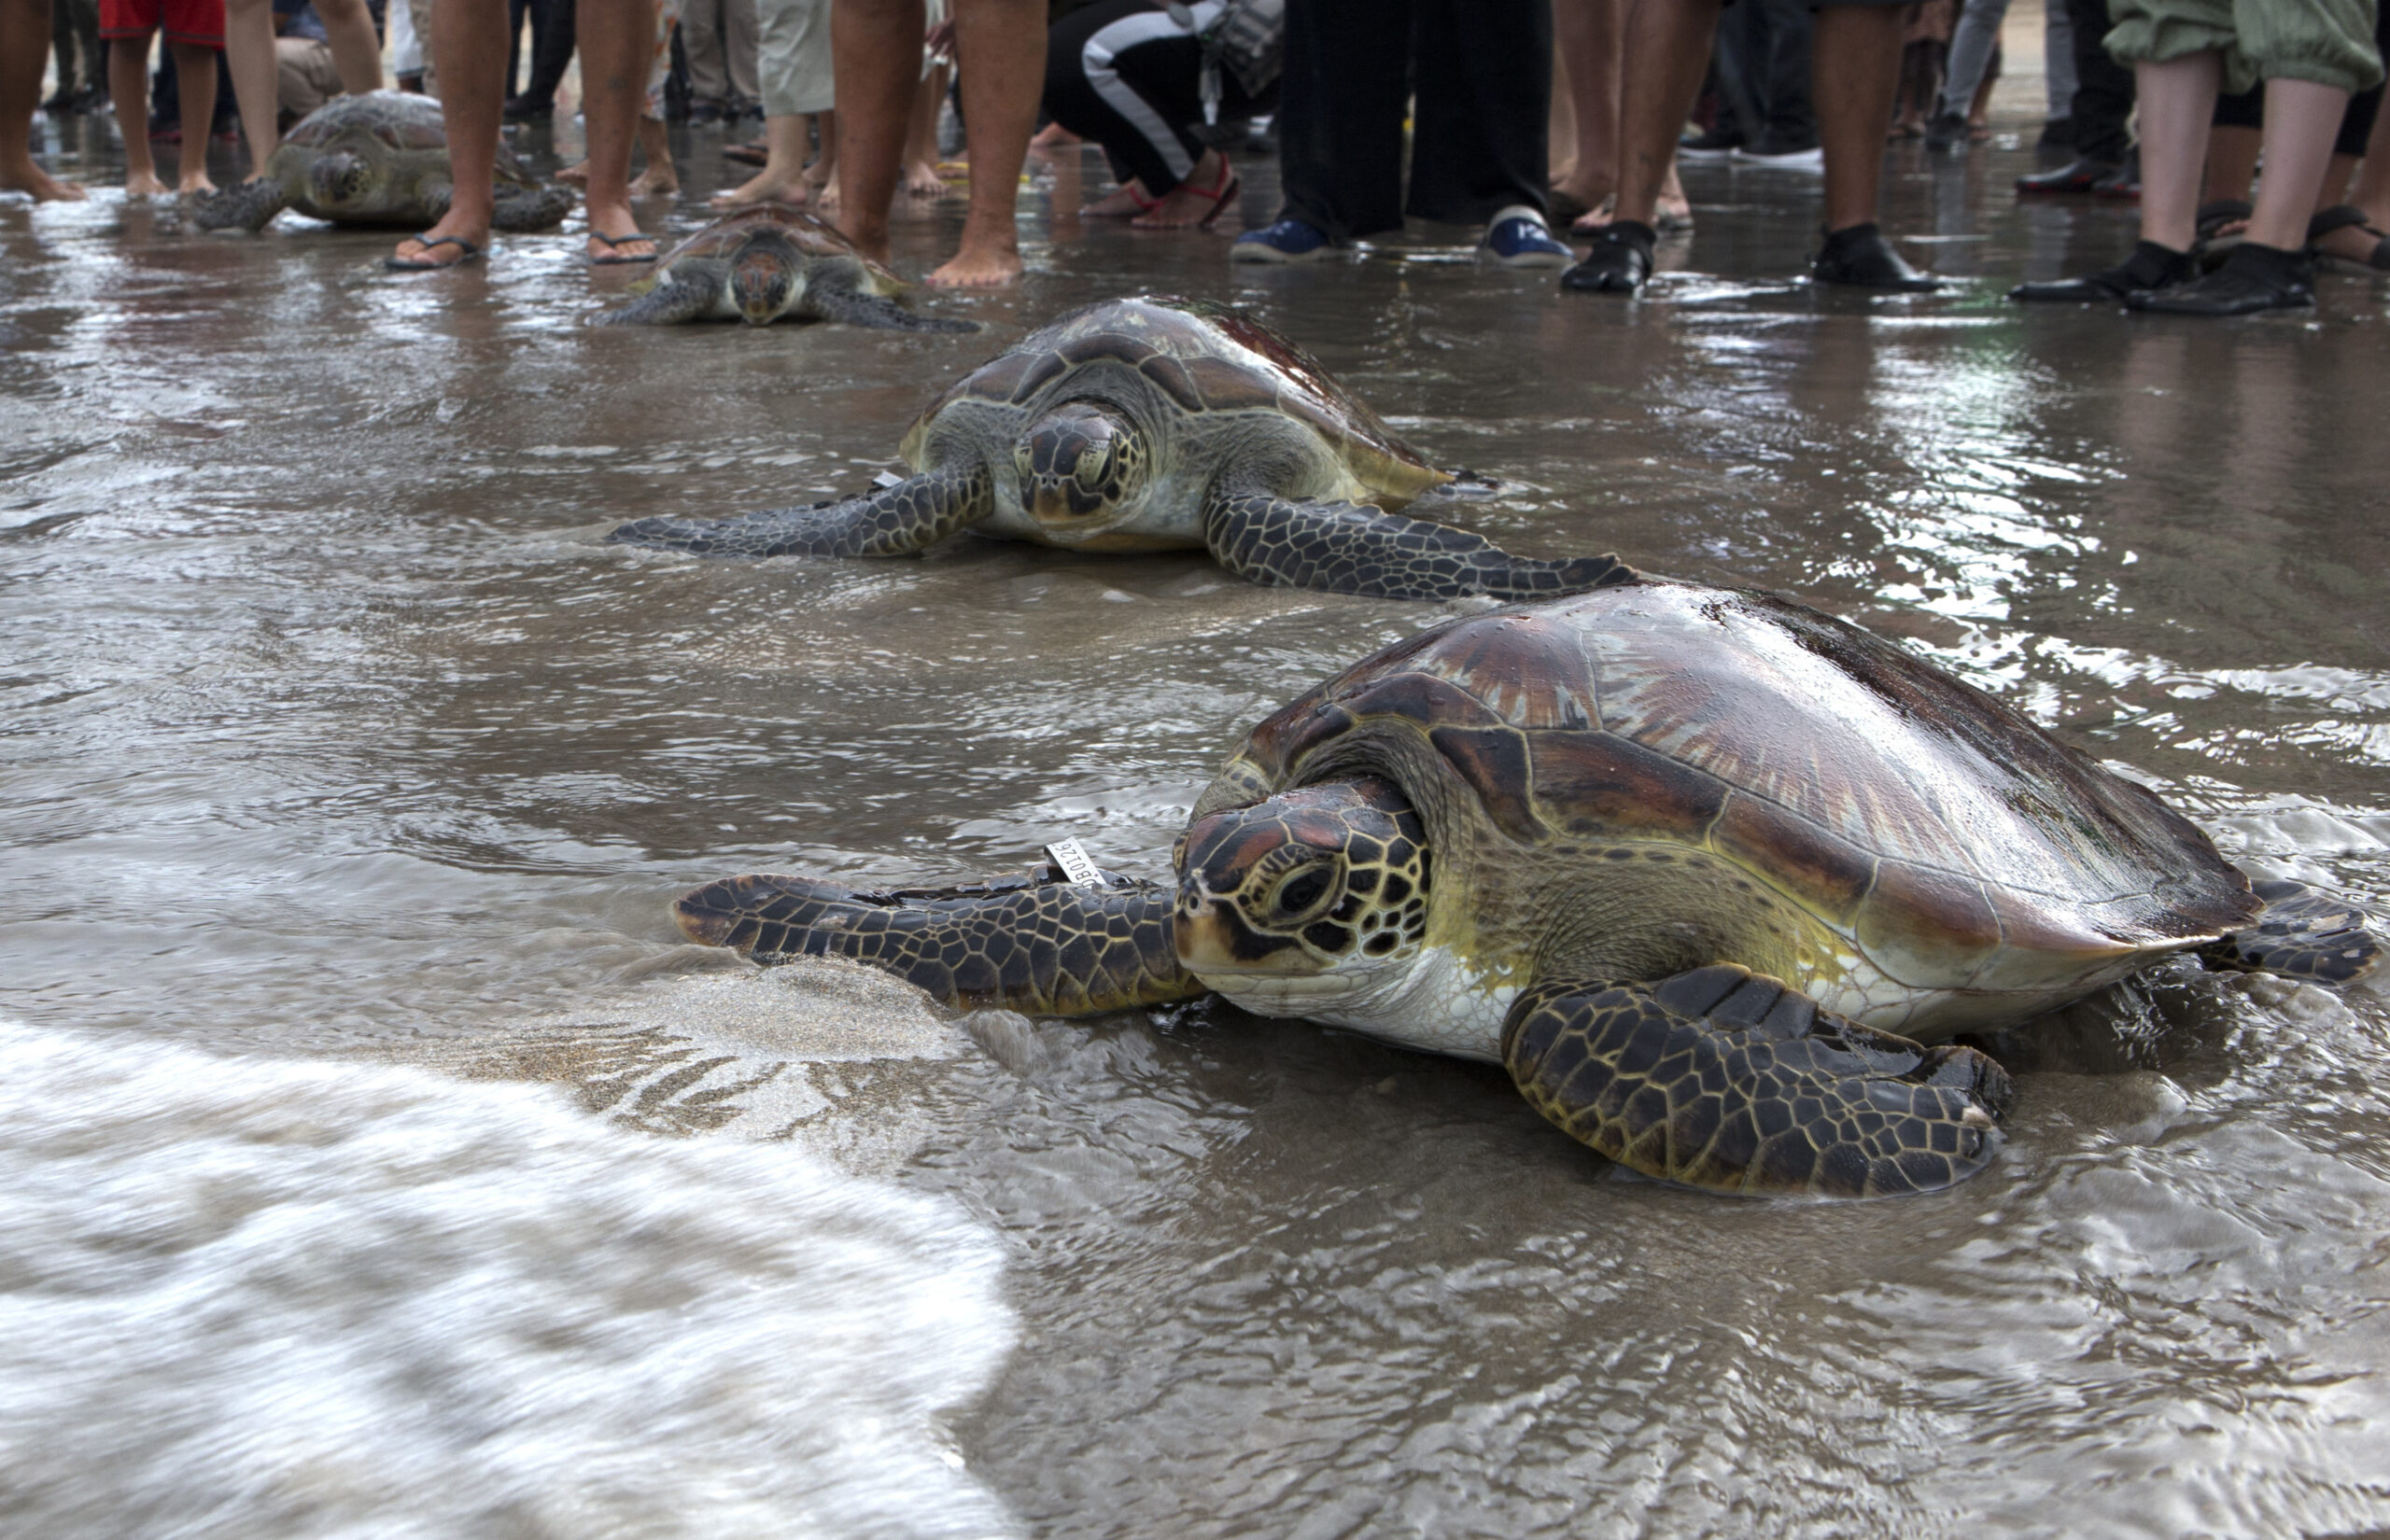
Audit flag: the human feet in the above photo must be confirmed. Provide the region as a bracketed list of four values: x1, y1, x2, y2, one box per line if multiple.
[901, 156, 943, 197]
[712, 166, 812, 208]
[1, 156, 85, 200]
[1130, 151, 1236, 229]
[1081, 178, 1152, 217]
[555, 160, 589, 187]
[628, 164, 679, 198]
[925, 235, 1020, 287]
[390, 210, 488, 269]
[124, 167, 172, 196]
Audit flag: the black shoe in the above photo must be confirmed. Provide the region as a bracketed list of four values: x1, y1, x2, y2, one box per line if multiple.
[2010, 239, 2196, 302]
[1811, 223, 1940, 290]
[1923, 110, 1968, 151]
[2128, 241, 2313, 315]
[2092, 147, 2142, 200]
[2038, 117, 2075, 149]
[503, 94, 552, 121]
[2016, 157, 2117, 195]
[1560, 220, 1656, 293]
[1677, 127, 1743, 161]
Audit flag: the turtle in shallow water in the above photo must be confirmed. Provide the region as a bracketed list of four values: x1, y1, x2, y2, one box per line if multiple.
[591, 203, 977, 331]
[607, 295, 1628, 600]
[666, 579, 2379, 1197]
[191, 91, 572, 234]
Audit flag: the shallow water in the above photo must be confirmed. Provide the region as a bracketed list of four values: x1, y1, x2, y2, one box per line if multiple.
[5, 107, 2390, 1538]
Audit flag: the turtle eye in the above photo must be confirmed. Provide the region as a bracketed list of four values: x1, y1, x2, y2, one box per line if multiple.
[1270, 865, 1335, 921]
[1075, 442, 1111, 491]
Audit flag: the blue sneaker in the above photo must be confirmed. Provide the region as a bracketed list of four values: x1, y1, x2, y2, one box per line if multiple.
[1479, 205, 1571, 269]
[1230, 217, 1336, 263]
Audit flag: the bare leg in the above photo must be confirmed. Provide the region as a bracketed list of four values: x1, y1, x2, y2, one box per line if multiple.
[1552, 0, 1623, 211]
[2135, 50, 2221, 251]
[931, 0, 1040, 285]
[2243, 77, 2351, 250]
[226, 0, 282, 174]
[170, 43, 218, 192]
[315, 0, 381, 92]
[2204, 122, 2258, 205]
[1611, 0, 1718, 226]
[1815, 5, 1905, 231]
[2315, 88, 2390, 261]
[392, 0, 504, 264]
[901, 58, 945, 194]
[804, 109, 838, 201]
[629, 113, 679, 195]
[831, 0, 921, 261]
[578, 0, 655, 259]
[112, 31, 171, 193]
[714, 110, 813, 204]
[1, 0, 84, 197]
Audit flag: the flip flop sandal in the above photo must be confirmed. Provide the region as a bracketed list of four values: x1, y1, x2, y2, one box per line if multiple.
[587, 229, 659, 265]
[2192, 199, 2252, 270]
[2307, 203, 2390, 272]
[385, 232, 482, 271]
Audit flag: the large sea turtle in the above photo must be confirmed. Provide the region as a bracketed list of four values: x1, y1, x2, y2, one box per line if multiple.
[606, 296, 1629, 601]
[191, 91, 572, 234]
[664, 580, 2378, 1197]
[591, 203, 976, 331]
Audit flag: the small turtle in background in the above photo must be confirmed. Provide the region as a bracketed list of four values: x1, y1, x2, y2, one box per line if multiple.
[662, 581, 2379, 1198]
[608, 295, 1625, 599]
[191, 91, 572, 235]
[590, 204, 977, 331]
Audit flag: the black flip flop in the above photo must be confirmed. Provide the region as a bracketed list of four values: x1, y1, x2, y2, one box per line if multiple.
[587, 229, 659, 265]
[2308, 203, 2390, 272]
[2192, 199, 2253, 270]
[385, 232, 482, 271]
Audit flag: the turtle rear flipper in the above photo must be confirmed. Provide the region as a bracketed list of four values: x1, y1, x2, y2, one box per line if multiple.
[808, 279, 980, 333]
[2201, 877, 2380, 982]
[672, 869, 1201, 1015]
[492, 181, 574, 231]
[1201, 485, 1634, 601]
[594, 259, 729, 327]
[191, 179, 290, 233]
[608, 460, 993, 556]
[1503, 964, 2012, 1197]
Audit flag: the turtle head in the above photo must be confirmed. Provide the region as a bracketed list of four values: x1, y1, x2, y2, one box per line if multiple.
[1173, 778, 1431, 985]
[306, 151, 372, 209]
[731, 245, 799, 326]
[1013, 402, 1149, 532]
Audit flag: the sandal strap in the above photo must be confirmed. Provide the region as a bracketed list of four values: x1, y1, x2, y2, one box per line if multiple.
[2307, 203, 2382, 243]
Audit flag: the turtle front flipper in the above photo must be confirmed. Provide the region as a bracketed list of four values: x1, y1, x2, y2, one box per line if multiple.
[492, 181, 574, 231]
[2201, 877, 2380, 983]
[595, 259, 730, 327]
[808, 279, 980, 333]
[1502, 964, 2013, 1197]
[1201, 485, 1634, 601]
[191, 179, 291, 233]
[608, 461, 993, 556]
[672, 869, 1202, 1015]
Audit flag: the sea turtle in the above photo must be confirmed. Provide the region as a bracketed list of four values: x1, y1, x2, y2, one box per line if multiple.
[191, 91, 573, 235]
[606, 295, 1629, 601]
[664, 579, 2379, 1197]
[590, 203, 977, 331]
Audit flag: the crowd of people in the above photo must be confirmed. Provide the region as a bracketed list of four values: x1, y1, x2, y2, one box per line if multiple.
[6, 0, 2390, 313]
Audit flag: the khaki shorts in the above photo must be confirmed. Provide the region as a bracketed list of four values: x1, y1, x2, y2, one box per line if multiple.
[2106, 0, 2384, 95]
[757, 0, 834, 119]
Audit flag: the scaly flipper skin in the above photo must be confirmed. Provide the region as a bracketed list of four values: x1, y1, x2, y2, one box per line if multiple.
[596, 259, 730, 327]
[491, 182, 574, 231]
[2201, 877, 2381, 982]
[809, 280, 980, 333]
[1201, 485, 1634, 601]
[672, 869, 1202, 1015]
[191, 180, 291, 233]
[1502, 964, 2014, 1197]
[607, 460, 994, 556]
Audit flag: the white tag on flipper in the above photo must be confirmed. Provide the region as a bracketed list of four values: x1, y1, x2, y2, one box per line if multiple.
[1043, 838, 1105, 889]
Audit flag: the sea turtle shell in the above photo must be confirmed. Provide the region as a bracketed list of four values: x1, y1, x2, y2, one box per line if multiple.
[278, 91, 542, 190]
[1209, 577, 2260, 1014]
[645, 203, 905, 294]
[896, 295, 1448, 506]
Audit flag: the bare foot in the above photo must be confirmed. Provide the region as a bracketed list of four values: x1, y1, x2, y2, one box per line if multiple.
[711, 168, 810, 208]
[1550, 175, 1614, 217]
[391, 211, 488, 268]
[555, 160, 589, 187]
[628, 165, 679, 198]
[1570, 196, 1617, 232]
[901, 156, 942, 198]
[125, 169, 171, 197]
[178, 170, 217, 195]
[1, 160, 86, 200]
[925, 240, 1020, 287]
[1656, 166, 1693, 231]
[1030, 120, 1080, 148]
[1081, 178, 1151, 217]
[811, 174, 840, 213]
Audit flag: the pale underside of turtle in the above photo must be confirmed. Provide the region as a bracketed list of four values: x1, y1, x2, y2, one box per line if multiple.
[606, 295, 1630, 600]
[593, 204, 977, 331]
[191, 91, 573, 234]
[666, 580, 2379, 1198]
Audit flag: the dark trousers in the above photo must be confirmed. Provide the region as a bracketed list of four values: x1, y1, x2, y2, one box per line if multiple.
[1276, 0, 1550, 240]
[508, 0, 577, 104]
[2067, 0, 2134, 162]
[1046, 0, 1272, 195]
[1714, 0, 1816, 153]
